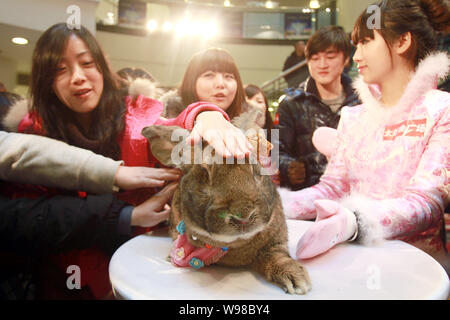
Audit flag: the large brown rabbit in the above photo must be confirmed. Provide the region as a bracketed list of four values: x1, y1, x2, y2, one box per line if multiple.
[141, 109, 311, 295]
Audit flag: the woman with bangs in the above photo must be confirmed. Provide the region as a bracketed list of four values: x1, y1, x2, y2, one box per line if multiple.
[179, 47, 245, 120]
[160, 47, 262, 158]
[281, 0, 449, 272]
[2, 24, 251, 299]
[175, 48, 276, 168]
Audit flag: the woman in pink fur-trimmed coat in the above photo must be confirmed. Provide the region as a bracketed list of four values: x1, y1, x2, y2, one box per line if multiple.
[280, 0, 449, 270]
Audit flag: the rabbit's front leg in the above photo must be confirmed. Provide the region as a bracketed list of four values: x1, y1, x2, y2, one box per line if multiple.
[252, 244, 312, 295]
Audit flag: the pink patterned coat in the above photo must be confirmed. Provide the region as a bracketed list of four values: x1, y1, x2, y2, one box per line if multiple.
[281, 52, 449, 258]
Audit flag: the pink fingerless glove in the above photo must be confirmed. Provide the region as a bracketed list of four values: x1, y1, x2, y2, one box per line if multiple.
[296, 199, 357, 260]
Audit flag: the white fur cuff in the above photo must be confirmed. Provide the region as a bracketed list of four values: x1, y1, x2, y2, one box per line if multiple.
[340, 194, 388, 246]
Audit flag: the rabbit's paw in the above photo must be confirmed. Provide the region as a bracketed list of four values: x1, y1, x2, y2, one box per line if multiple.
[269, 259, 312, 295]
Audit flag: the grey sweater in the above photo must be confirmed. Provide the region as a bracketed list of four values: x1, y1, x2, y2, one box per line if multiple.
[0, 131, 122, 194]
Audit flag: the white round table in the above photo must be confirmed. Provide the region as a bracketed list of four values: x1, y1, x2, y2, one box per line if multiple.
[109, 220, 449, 300]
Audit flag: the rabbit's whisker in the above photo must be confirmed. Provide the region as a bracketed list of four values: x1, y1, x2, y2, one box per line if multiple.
[188, 223, 266, 244]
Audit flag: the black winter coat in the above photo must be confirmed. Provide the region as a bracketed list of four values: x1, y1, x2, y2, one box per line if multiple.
[0, 193, 130, 257]
[276, 74, 360, 191]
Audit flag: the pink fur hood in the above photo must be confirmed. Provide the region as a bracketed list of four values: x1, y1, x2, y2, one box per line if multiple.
[352, 51, 449, 125]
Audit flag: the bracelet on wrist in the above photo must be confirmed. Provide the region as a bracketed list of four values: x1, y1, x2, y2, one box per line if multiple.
[348, 210, 360, 242]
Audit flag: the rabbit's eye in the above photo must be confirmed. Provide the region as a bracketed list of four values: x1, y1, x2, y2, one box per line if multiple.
[218, 211, 228, 219]
[218, 211, 243, 220]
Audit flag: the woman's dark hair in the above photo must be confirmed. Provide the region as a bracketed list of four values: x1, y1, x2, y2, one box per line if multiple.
[352, 0, 450, 67]
[179, 48, 244, 120]
[244, 84, 274, 137]
[30, 23, 126, 160]
[305, 25, 352, 61]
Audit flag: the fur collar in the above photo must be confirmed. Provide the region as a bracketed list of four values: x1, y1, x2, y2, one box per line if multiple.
[3, 98, 30, 132]
[127, 77, 162, 100]
[159, 89, 185, 118]
[353, 52, 449, 124]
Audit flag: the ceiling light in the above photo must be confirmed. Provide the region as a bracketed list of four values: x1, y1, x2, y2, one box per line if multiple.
[265, 1, 274, 9]
[175, 20, 190, 36]
[187, 22, 203, 36]
[162, 21, 173, 32]
[309, 0, 320, 9]
[325, 7, 331, 13]
[12, 37, 28, 45]
[224, 0, 231, 7]
[203, 21, 218, 39]
[146, 20, 158, 32]
[105, 12, 115, 25]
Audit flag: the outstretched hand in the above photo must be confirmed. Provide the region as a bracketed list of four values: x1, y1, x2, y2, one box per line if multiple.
[187, 111, 253, 159]
[114, 166, 182, 190]
[130, 182, 178, 228]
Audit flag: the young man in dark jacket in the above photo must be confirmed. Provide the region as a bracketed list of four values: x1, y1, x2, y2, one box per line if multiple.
[277, 26, 360, 191]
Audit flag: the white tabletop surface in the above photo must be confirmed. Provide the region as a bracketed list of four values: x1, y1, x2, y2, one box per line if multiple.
[109, 220, 449, 300]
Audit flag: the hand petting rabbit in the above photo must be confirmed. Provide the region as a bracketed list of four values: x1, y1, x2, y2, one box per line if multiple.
[142, 108, 311, 295]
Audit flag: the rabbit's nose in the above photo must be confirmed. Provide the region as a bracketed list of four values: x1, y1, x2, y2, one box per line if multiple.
[231, 215, 249, 225]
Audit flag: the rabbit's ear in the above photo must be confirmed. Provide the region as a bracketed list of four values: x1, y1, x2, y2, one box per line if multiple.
[251, 164, 265, 184]
[141, 125, 190, 167]
[200, 163, 216, 185]
[232, 109, 272, 159]
[245, 128, 273, 159]
[231, 107, 262, 131]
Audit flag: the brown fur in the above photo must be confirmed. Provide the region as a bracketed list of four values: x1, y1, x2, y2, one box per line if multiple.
[141, 109, 311, 294]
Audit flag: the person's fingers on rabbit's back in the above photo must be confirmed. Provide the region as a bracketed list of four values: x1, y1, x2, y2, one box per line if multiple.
[156, 181, 178, 199]
[150, 168, 182, 181]
[131, 185, 176, 227]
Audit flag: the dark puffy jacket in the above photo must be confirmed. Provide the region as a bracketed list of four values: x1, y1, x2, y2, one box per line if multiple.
[0, 192, 132, 299]
[0, 193, 131, 257]
[276, 74, 360, 191]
